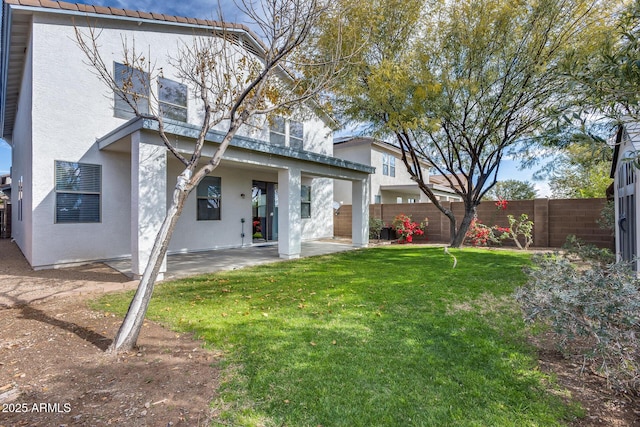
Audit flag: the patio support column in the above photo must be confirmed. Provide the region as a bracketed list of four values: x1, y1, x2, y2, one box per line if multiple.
[278, 167, 301, 259]
[131, 132, 167, 279]
[352, 177, 370, 247]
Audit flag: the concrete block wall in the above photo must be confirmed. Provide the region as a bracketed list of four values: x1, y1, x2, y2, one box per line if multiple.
[548, 199, 612, 249]
[335, 198, 613, 249]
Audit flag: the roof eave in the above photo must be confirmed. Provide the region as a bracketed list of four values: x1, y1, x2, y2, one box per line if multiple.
[97, 117, 376, 175]
[1, 2, 13, 140]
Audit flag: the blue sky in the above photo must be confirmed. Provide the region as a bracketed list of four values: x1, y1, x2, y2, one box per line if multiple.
[0, 140, 9, 175]
[76, 0, 248, 24]
[0, 0, 552, 195]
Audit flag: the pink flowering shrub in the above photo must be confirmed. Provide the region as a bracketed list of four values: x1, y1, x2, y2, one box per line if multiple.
[392, 214, 427, 243]
[465, 218, 498, 246]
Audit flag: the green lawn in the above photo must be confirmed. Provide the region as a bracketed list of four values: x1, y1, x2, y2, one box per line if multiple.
[94, 246, 582, 426]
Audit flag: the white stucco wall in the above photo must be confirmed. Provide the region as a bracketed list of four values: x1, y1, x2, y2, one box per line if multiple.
[27, 16, 137, 268]
[301, 177, 333, 240]
[333, 143, 372, 204]
[168, 161, 254, 252]
[9, 23, 35, 263]
[371, 146, 429, 203]
[334, 141, 430, 204]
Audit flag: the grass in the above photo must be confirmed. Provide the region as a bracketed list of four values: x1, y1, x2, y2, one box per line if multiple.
[94, 246, 582, 426]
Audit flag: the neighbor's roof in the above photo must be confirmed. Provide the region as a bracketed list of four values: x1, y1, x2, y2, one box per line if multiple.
[0, 0, 265, 139]
[429, 173, 466, 190]
[335, 136, 407, 155]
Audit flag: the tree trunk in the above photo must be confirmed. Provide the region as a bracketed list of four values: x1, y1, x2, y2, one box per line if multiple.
[449, 206, 476, 248]
[108, 175, 191, 353]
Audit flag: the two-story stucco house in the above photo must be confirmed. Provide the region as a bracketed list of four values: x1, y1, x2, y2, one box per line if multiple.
[0, 0, 373, 276]
[333, 137, 461, 205]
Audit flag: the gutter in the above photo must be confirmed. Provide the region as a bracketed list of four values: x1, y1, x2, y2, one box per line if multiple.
[0, 1, 12, 138]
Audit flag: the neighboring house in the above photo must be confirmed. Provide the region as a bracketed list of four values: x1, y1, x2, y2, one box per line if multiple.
[333, 137, 461, 205]
[0, 174, 10, 199]
[610, 122, 640, 270]
[0, 0, 374, 276]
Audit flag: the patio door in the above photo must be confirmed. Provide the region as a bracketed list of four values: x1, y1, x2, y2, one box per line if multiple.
[617, 156, 636, 267]
[252, 181, 278, 242]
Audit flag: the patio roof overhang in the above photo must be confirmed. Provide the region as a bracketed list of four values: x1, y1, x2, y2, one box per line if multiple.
[97, 117, 375, 181]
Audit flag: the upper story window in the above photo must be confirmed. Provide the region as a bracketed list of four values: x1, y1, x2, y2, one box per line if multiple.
[158, 77, 188, 122]
[197, 176, 221, 221]
[114, 62, 149, 119]
[55, 161, 101, 223]
[270, 116, 286, 146]
[382, 153, 396, 177]
[289, 121, 304, 150]
[269, 116, 304, 150]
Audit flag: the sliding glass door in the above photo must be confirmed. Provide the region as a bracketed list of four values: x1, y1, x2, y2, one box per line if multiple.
[251, 181, 278, 242]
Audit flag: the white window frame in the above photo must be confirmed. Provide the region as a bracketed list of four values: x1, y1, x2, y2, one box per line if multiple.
[158, 77, 188, 122]
[301, 184, 311, 219]
[382, 153, 396, 177]
[270, 116, 304, 150]
[197, 176, 222, 221]
[54, 161, 101, 224]
[114, 62, 150, 119]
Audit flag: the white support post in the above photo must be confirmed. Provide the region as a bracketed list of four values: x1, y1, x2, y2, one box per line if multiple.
[278, 167, 301, 259]
[131, 133, 167, 279]
[352, 177, 370, 248]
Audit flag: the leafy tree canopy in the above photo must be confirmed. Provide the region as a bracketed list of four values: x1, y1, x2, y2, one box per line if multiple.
[484, 180, 538, 200]
[548, 143, 613, 198]
[564, 0, 640, 120]
[531, 114, 614, 199]
[321, 0, 619, 246]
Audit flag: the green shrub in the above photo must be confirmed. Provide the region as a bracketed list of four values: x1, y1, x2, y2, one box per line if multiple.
[515, 253, 640, 394]
[562, 234, 615, 265]
[597, 200, 615, 234]
[369, 217, 385, 240]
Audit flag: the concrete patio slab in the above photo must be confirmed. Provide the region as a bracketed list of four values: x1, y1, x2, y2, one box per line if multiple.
[106, 240, 357, 281]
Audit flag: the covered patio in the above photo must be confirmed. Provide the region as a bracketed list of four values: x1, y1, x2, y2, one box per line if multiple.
[97, 118, 374, 279]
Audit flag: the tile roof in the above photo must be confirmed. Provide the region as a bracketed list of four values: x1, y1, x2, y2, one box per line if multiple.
[4, 0, 250, 32]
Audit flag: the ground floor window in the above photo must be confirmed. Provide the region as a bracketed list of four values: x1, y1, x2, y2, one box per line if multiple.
[197, 176, 221, 220]
[301, 185, 311, 218]
[55, 161, 101, 223]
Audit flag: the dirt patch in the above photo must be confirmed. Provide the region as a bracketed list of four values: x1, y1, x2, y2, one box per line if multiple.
[0, 299, 220, 426]
[533, 333, 640, 426]
[0, 239, 220, 426]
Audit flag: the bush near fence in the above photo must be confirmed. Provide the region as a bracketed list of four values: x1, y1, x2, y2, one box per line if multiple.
[334, 198, 613, 249]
